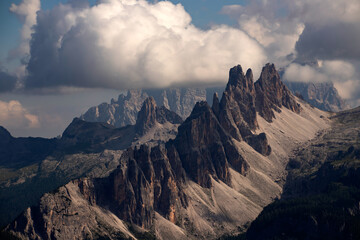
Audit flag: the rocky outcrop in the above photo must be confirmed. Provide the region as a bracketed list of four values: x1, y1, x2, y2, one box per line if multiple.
[135, 97, 183, 135]
[217, 66, 258, 140]
[284, 81, 350, 112]
[245, 133, 272, 156]
[215, 65, 272, 156]
[255, 63, 301, 122]
[135, 97, 158, 135]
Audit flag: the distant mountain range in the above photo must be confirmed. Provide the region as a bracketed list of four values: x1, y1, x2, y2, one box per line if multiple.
[284, 81, 350, 112]
[80, 87, 224, 127]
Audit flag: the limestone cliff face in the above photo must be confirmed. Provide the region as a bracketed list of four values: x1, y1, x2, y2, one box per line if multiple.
[255, 63, 301, 122]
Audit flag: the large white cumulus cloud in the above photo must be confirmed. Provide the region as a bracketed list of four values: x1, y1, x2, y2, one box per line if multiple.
[25, 0, 267, 90]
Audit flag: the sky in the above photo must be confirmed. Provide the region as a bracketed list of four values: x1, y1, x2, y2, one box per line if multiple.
[0, 0, 360, 138]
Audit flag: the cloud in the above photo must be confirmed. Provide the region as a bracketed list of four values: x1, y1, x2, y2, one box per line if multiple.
[222, 0, 360, 63]
[24, 0, 267, 91]
[0, 70, 17, 92]
[221, 3, 304, 66]
[0, 100, 40, 130]
[283, 0, 360, 26]
[283, 60, 360, 106]
[284, 0, 360, 61]
[295, 23, 360, 61]
[283, 63, 328, 83]
[8, 0, 40, 62]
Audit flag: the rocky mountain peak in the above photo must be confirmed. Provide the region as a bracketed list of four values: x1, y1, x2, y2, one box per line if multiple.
[255, 63, 301, 122]
[135, 97, 183, 135]
[227, 65, 255, 92]
[212, 92, 220, 116]
[126, 89, 147, 100]
[228, 65, 244, 86]
[257, 63, 277, 83]
[218, 65, 258, 141]
[246, 68, 254, 82]
[135, 97, 158, 135]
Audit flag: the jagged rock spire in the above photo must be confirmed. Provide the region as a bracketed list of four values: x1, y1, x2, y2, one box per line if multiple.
[218, 65, 258, 141]
[135, 97, 183, 135]
[255, 63, 301, 122]
[135, 97, 157, 135]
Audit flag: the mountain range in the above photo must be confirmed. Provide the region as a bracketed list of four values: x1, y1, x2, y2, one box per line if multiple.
[0, 63, 359, 240]
[80, 78, 348, 138]
[80, 87, 224, 128]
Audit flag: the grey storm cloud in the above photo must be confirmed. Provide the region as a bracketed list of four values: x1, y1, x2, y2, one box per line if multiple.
[0, 71, 17, 92]
[295, 23, 360, 61]
[25, 0, 267, 91]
